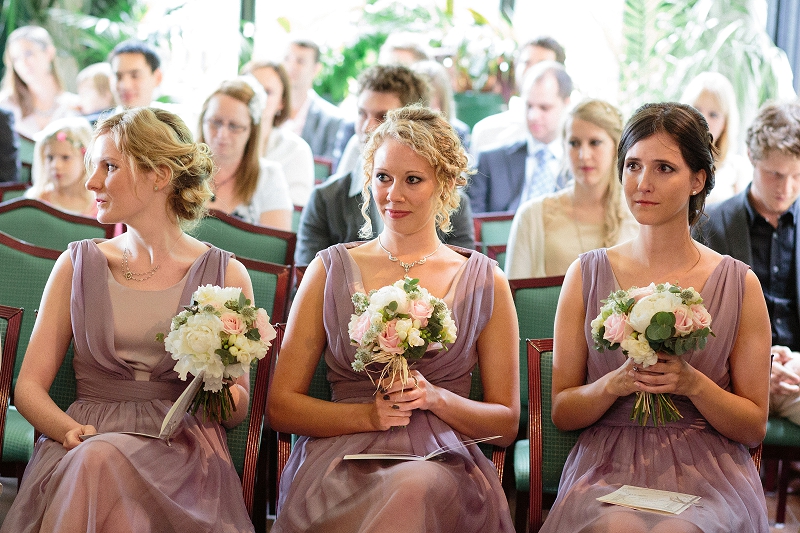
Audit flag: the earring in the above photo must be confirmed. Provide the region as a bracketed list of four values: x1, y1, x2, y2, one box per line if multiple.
[153, 185, 159, 192]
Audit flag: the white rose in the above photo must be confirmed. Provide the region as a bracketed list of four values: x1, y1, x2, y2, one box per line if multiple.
[407, 328, 425, 347]
[621, 337, 657, 367]
[394, 318, 413, 341]
[627, 291, 683, 333]
[590, 314, 604, 337]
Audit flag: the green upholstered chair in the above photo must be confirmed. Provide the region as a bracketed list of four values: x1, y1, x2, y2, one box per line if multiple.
[0, 182, 29, 202]
[189, 209, 296, 266]
[235, 257, 292, 324]
[519, 338, 582, 532]
[453, 91, 505, 130]
[486, 244, 507, 271]
[473, 211, 515, 255]
[0, 233, 61, 475]
[509, 276, 564, 427]
[761, 417, 800, 526]
[0, 306, 24, 482]
[313, 157, 333, 184]
[0, 197, 114, 250]
[291, 205, 303, 233]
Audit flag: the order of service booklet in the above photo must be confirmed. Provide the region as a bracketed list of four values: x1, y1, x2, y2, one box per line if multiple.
[78, 371, 205, 446]
[596, 485, 701, 515]
[343, 435, 501, 461]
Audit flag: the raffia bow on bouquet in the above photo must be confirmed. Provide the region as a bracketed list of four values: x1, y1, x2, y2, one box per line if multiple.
[591, 282, 714, 426]
[158, 285, 276, 422]
[348, 277, 457, 392]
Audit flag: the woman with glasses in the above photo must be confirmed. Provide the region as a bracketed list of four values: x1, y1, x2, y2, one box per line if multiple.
[197, 78, 293, 230]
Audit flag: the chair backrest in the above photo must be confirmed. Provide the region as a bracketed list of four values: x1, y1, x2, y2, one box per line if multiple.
[473, 211, 515, 254]
[527, 338, 582, 532]
[188, 209, 296, 265]
[291, 204, 303, 233]
[236, 256, 292, 324]
[0, 182, 29, 203]
[486, 244, 507, 271]
[313, 156, 333, 184]
[0, 231, 62, 390]
[0, 197, 114, 250]
[510, 276, 564, 423]
[0, 305, 23, 461]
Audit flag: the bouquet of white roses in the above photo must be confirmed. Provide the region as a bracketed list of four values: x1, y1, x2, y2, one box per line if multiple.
[349, 277, 457, 392]
[159, 285, 276, 423]
[591, 282, 714, 426]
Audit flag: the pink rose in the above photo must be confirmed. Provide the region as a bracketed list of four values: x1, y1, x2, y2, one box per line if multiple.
[220, 312, 246, 334]
[255, 308, 276, 343]
[408, 299, 433, 327]
[673, 305, 694, 336]
[603, 313, 632, 344]
[378, 319, 404, 355]
[350, 312, 372, 344]
[628, 285, 655, 303]
[689, 304, 712, 331]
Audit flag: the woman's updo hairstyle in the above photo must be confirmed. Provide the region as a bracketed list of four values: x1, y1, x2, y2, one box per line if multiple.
[618, 102, 717, 227]
[359, 104, 470, 238]
[91, 107, 215, 228]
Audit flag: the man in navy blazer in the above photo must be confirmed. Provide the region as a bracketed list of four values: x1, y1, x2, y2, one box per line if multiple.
[694, 100, 800, 423]
[469, 61, 572, 214]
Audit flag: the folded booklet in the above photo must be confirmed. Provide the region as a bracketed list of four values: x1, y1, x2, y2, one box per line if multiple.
[78, 371, 205, 446]
[596, 485, 701, 515]
[343, 435, 501, 461]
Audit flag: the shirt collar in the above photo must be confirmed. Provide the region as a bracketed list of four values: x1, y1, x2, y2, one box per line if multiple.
[526, 134, 563, 159]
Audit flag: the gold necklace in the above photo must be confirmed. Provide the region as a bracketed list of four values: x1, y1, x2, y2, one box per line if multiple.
[122, 234, 183, 282]
[378, 236, 442, 274]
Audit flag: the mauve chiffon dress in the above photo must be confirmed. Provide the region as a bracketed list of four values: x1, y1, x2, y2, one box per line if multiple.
[1, 239, 255, 533]
[540, 248, 768, 532]
[272, 243, 515, 533]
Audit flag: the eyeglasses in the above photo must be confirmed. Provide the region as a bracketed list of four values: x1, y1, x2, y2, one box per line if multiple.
[203, 118, 250, 135]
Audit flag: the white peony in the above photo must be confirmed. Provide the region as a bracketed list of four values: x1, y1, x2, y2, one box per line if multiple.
[368, 284, 409, 315]
[193, 285, 242, 308]
[621, 336, 658, 367]
[165, 313, 223, 360]
[627, 291, 683, 333]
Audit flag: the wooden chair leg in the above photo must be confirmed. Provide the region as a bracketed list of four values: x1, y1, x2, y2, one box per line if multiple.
[776, 459, 790, 526]
[763, 458, 778, 492]
[514, 490, 529, 533]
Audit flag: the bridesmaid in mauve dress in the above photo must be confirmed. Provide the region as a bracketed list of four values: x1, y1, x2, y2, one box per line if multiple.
[2, 107, 256, 532]
[541, 102, 770, 532]
[267, 105, 519, 533]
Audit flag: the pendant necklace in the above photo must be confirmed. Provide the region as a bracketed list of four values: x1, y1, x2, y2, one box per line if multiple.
[211, 173, 237, 203]
[378, 236, 442, 274]
[122, 233, 183, 282]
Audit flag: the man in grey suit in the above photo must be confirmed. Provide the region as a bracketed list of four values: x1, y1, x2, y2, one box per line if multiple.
[469, 61, 572, 214]
[282, 38, 343, 161]
[295, 65, 474, 266]
[694, 100, 800, 423]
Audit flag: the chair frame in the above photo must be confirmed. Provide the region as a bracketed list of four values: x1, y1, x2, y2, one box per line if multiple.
[0, 182, 29, 202]
[313, 156, 333, 184]
[472, 210, 515, 252]
[0, 197, 116, 241]
[204, 209, 297, 265]
[236, 256, 292, 324]
[0, 305, 23, 461]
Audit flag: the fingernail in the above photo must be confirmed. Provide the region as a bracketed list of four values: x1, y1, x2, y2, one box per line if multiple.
[378, 387, 386, 394]
[391, 404, 399, 410]
[383, 394, 390, 400]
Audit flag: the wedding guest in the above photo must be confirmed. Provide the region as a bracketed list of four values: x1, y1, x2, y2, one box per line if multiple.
[197, 78, 293, 230]
[282, 38, 343, 160]
[411, 60, 471, 150]
[1, 107, 256, 532]
[295, 64, 475, 266]
[241, 60, 315, 206]
[0, 25, 79, 138]
[693, 101, 800, 426]
[25, 116, 96, 216]
[108, 40, 163, 109]
[269, 104, 518, 532]
[470, 61, 573, 214]
[377, 32, 432, 65]
[0, 107, 20, 182]
[76, 62, 115, 124]
[542, 102, 770, 532]
[505, 99, 639, 278]
[681, 71, 751, 203]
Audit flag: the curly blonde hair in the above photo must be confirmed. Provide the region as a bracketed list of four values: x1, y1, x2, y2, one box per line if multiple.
[91, 107, 215, 229]
[359, 104, 470, 238]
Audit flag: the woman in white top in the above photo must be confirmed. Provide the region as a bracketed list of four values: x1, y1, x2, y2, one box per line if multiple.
[505, 99, 639, 279]
[680, 72, 751, 204]
[241, 60, 315, 206]
[197, 78, 293, 230]
[0, 25, 79, 138]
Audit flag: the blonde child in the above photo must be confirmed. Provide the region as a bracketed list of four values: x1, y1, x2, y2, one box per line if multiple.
[25, 116, 96, 217]
[76, 62, 114, 116]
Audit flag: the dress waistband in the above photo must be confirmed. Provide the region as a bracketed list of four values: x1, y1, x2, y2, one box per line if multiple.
[77, 378, 188, 403]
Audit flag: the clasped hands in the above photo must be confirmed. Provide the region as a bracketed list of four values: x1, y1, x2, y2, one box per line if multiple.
[609, 354, 699, 398]
[771, 345, 800, 396]
[372, 370, 439, 431]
